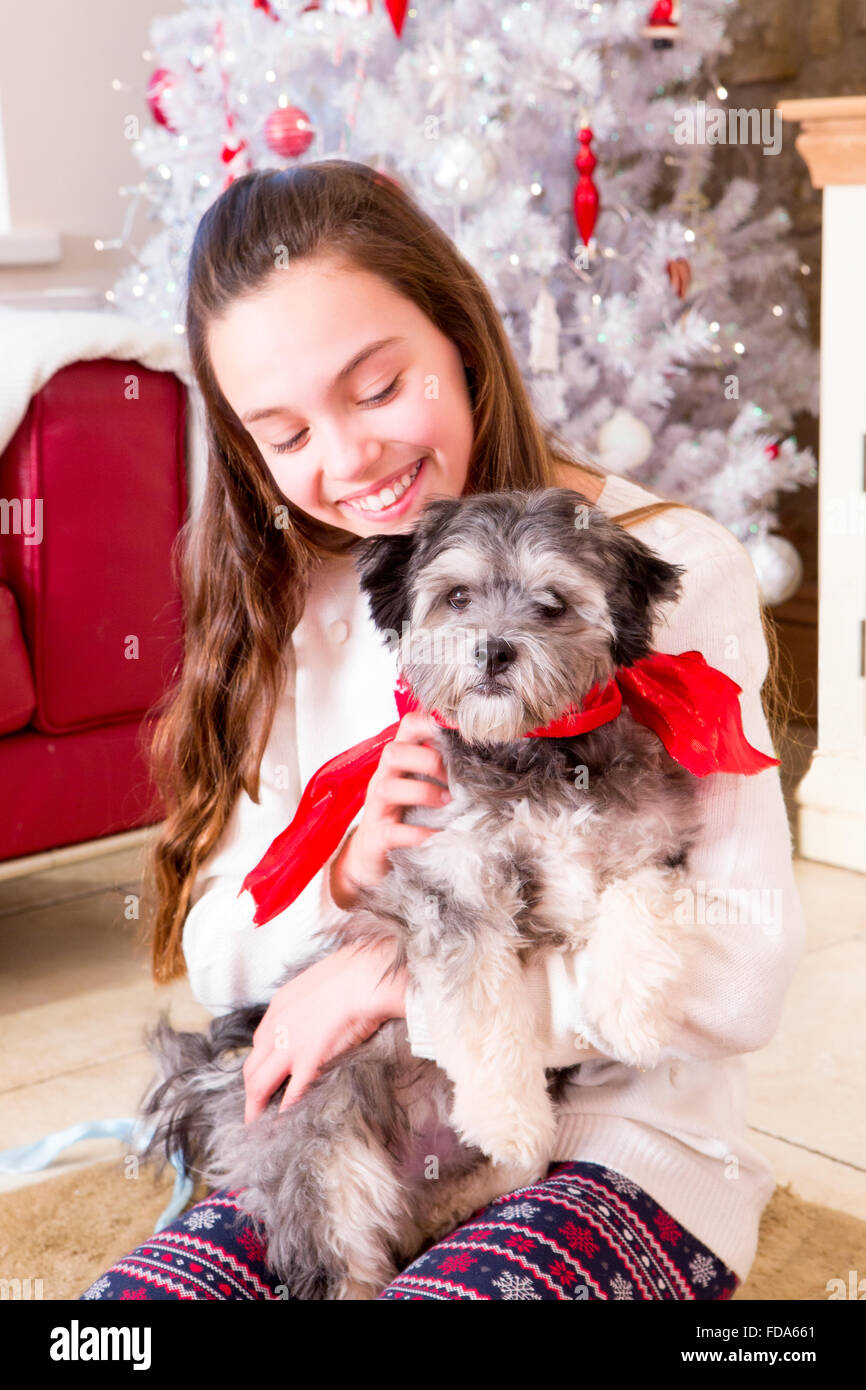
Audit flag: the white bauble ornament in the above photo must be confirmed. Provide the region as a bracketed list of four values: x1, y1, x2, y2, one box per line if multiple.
[429, 133, 499, 206]
[596, 407, 653, 473]
[745, 534, 803, 605]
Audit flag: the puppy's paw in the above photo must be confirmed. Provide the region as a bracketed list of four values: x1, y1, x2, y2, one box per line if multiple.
[488, 1153, 551, 1195]
[449, 1080, 558, 1170]
[576, 870, 690, 1071]
[467, 1125, 548, 1169]
[578, 1007, 666, 1072]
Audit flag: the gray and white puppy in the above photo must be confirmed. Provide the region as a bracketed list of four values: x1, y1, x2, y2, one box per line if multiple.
[139, 486, 702, 1300]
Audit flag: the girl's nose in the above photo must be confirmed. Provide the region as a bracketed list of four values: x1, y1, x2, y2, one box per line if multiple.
[326, 430, 386, 485]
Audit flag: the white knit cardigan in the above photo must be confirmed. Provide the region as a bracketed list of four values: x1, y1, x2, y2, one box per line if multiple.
[183, 471, 805, 1284]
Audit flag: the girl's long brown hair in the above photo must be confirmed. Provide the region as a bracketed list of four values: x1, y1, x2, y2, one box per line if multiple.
[145, 160, 791, 984]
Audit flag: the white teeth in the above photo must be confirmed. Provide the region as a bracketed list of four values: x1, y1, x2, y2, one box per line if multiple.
[343, 458, 423, 513]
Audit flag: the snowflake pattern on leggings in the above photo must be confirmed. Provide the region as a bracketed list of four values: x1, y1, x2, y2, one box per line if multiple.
[379, 1162, 739, 1301]
[81, 1276, 111, 1300]
[80, 1161, 739, 1301]
[492, 1271, 543, 1300]
[184, 1207, 220, 1232]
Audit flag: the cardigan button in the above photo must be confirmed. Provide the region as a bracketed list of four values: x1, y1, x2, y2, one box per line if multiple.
[328, 618, 350, 643]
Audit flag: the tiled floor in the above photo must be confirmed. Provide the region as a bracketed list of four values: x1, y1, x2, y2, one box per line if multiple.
[1, 723, 864, 1221]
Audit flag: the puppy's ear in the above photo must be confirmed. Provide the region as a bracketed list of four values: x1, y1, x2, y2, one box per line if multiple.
[604, 530, 685, 668]
[352, 531, 417, 637]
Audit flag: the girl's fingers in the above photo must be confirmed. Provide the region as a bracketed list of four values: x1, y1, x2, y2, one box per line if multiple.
[383, 734, 441, 763]
[279, 1063, 317, 1112]
[379, 739, 448, 784]
[383, 822, 440, 849]
[375, 776, 452, 810]
[243, 1046, 293, 1125]
[244, 1026, 284, 1080]
[392, 711, 440, 744]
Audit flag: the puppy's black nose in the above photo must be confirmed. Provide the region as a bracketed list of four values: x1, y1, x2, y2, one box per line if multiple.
[477, 636, 517, 677]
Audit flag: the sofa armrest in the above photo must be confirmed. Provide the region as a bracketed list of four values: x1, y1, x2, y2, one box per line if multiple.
[0, 581, 36, 734]
[0, 357, 188, 733]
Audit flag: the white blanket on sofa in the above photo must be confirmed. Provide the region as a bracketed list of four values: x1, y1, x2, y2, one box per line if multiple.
[0, 305, 208, 517]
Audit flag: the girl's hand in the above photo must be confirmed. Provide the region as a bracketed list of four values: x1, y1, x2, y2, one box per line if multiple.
[330, 710, 452, 909]
[243, 939, 407, 1124]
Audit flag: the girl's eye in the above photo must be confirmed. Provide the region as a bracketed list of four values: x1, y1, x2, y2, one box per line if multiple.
[270, 376, 402, 455]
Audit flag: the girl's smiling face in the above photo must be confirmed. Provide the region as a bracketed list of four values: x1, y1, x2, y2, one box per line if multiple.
[207, 254, 476, 535]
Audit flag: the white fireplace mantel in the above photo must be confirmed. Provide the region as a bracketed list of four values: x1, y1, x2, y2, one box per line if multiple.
[778, 95, 866, 873]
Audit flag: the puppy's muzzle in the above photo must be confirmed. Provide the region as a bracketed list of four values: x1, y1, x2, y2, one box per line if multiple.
[473, 634, 517, 689]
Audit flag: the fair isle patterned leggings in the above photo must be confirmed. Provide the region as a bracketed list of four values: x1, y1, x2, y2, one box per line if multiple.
[80, 1160, 739, 1301]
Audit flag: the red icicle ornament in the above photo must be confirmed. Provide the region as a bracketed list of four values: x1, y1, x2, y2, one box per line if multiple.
[573, 126, 599, 246]
[383, 0, 408, 36]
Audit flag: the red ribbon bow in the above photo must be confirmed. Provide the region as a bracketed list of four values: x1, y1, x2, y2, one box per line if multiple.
[241, 649, 778, 926]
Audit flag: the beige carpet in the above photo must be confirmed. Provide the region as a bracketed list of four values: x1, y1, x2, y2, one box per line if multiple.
[1, 1160, 863, 1300]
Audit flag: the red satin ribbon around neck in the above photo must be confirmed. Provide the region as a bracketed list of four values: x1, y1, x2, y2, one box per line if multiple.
[241, 648, 779, 926]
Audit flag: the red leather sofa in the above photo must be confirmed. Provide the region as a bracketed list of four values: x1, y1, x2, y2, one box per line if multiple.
[0, 357, 188, 861]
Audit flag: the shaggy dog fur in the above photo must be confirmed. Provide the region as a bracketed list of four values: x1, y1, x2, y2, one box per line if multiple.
[139, 487, 703, 1299]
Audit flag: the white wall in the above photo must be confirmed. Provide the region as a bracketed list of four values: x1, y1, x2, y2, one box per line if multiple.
[0, 0, 167, 300]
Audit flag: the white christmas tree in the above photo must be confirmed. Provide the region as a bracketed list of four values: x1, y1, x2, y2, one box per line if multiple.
[105, 0, 819, 603]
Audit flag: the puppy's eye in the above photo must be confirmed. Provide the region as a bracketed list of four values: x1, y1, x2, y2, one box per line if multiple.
[536, 595, 567, 618]
[447, 586, 472, 611]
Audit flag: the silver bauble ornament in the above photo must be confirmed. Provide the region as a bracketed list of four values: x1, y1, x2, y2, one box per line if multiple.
[745, 534, 803, 605]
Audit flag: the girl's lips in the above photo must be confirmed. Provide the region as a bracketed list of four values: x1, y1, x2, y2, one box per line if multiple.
[337, 456, 427, 523]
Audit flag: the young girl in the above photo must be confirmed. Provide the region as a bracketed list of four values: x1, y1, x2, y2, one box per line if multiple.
[82, 161, 804, 1301]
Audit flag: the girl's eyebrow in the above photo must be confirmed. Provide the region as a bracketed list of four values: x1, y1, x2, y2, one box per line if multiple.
[241, 336, 406, 425]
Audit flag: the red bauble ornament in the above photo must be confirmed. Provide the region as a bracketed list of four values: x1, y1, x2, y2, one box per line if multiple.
[146, 68, 177, 131]
[764, 442, 780, 459]
[265, 106, 315, 158]
[573, 127, 599, 246]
